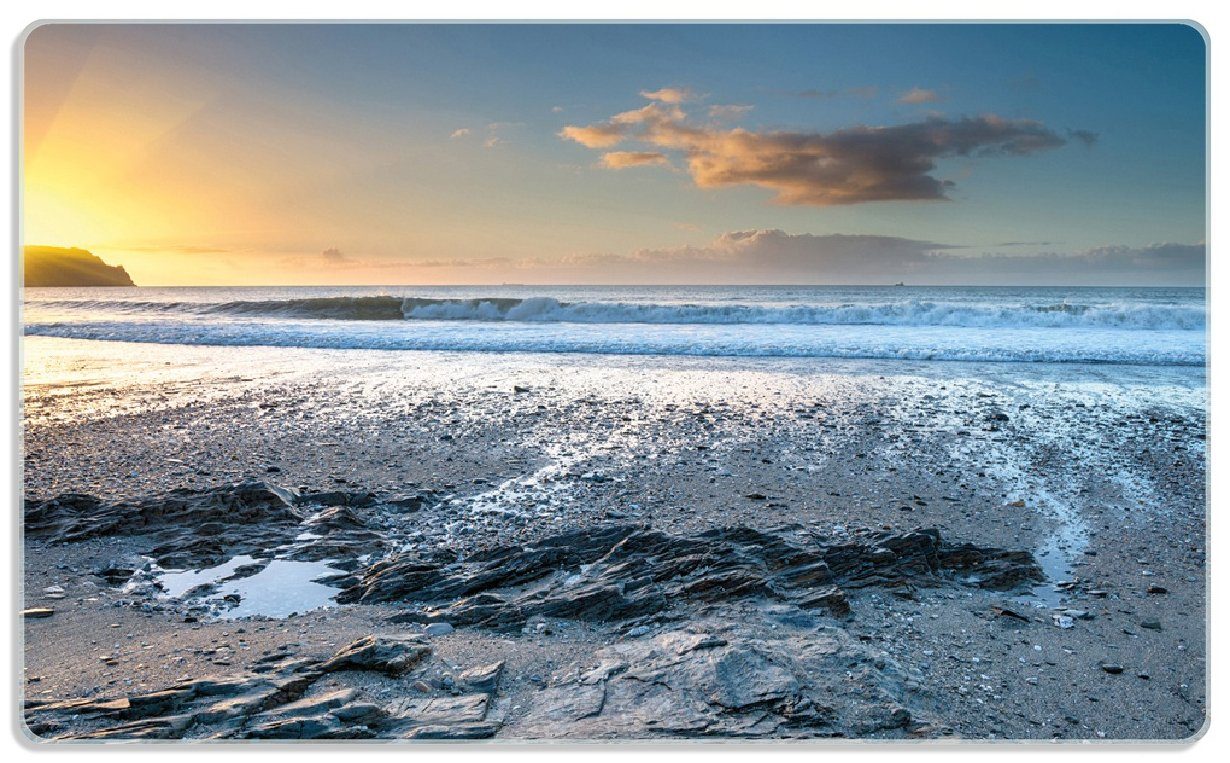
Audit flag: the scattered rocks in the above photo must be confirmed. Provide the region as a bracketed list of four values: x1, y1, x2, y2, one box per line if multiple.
[22, 607, 54, 619]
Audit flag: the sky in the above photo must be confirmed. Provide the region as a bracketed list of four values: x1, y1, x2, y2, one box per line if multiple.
[23, 23, 1207, 286]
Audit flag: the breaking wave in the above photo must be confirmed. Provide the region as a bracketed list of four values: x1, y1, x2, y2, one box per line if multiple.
[30, 295, 1207, 331]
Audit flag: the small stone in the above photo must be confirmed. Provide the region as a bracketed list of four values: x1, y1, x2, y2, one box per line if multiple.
[990, 605, 1029, 622]
[1140, 619, 1162, 631]
[22, 608, 54, 618]
[1100, 663, 1125, 674]
[424, 622, 454, 637]
[459, 661, 505, 693]
[1147, 585, 1168, 594]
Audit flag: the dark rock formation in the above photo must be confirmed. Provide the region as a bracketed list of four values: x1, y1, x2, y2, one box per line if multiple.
[24, 246, 136, 287]
[25, 482, 437, 571]
[24, 635, 499, 741]
[317, 635, 430, 677]
[26, 482, 302, 544]
[341, 525, 1042, 631]
[25, 624, 937, 741]
[517, 625, 925, 738]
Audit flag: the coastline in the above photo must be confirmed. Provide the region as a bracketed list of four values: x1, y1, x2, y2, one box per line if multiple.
[21, 337, 1208, 740]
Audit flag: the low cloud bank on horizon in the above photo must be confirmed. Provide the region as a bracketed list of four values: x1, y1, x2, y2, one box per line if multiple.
[270, 230, 1203, 287]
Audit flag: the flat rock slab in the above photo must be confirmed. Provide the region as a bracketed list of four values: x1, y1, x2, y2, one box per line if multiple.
[515, 625, 924, 739]
[24, 635, 495, 741]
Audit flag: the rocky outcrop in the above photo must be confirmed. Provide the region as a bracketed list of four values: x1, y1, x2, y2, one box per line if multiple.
[23, 246, 135, 287]
[517, 624, 924, 738]
[25, 482, 302, 544]
[317, 635, 430, 677]
[24, 635, 499, 741]
[25, 624, 937, 741]
[341, 525, 1042, 630]
[25, 482, 437, 571]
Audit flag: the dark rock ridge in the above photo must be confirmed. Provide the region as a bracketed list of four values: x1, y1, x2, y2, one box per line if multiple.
[24, 635, 499, 740]
[24, 245, 136, 287]
[26, 482, 302, 544]
[341, 525, 1042, 630]
[517, 625, 924, 738]
[25, 626, 937, 740]
[26, 482, 434, 570]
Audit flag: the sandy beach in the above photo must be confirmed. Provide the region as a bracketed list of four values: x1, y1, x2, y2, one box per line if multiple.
[21, 336, 1207, 741]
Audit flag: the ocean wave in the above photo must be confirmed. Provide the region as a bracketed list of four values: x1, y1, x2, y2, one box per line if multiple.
[28, 295, 1207, 330]
[23, 320, 1207, 366]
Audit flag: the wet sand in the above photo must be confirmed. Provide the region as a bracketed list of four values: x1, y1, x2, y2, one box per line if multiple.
[21, 337, 1207, 740]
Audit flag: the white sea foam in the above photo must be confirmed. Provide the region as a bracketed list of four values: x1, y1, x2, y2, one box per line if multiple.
[23, 285, 1206, 366]
[27, 294, 1207, 330]
[23, 319, 1206, 366]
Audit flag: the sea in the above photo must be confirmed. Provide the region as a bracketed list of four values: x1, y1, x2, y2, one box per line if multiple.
[22, 285, 1207, 367]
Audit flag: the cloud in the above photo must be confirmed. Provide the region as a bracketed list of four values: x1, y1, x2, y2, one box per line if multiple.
[552, 105, 565, 113]
[899, 87, 941, 104]
[450, 128, 472, 139]
[600, 151, 670, 169]
[321, 247, 351, 264]
[794, 86, 878, 100]
[97, 243, 233, 255]
[484, 136, 503, 149]
[560, 92, 1073, 205]
[559, 123, 628, 148]
[1067, 128, 1099, 147]
[277, 234, 1203, 286]
[640, 87, 697, 104]
[708, 104, 754, 120]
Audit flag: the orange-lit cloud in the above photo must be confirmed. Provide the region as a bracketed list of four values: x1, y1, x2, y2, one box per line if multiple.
[558, 123, 627, 148]
[561, 91, 1072, 205]
[600, 151, 669, 169]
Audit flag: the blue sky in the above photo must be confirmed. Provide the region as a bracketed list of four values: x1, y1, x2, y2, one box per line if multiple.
[24, 23, 1206, 284]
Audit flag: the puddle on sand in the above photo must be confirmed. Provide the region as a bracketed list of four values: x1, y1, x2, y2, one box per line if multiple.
[155, 555, 341, 619]
[1021, 512, 1091, 609]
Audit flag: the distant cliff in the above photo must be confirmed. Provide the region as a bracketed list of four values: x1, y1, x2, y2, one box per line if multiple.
[23, 246, 136, 287]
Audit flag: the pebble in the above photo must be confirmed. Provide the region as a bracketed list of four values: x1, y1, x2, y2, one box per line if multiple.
[424, 622, 454, 637]
[22, 607, 55, 618]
